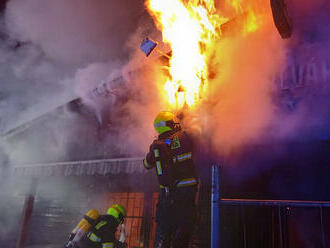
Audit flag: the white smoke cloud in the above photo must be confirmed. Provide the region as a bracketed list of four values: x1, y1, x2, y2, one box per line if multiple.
[0, 1, 149, 246]
[0, 0, 149, 166]
[5, 0, 144, 65]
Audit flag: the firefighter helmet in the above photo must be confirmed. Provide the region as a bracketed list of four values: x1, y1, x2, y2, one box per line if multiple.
[107, 204, 126, 224]
[154, 111, 180, 134]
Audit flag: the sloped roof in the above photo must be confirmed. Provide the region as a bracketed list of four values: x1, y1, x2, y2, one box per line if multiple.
[1, 73, 125, 139]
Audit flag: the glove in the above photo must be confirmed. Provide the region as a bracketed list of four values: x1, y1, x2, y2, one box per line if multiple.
[114, 240, 127, 248]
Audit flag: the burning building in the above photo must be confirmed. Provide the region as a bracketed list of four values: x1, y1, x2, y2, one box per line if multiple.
[1, 74, 212, 247]
[1, 0, 330, 247]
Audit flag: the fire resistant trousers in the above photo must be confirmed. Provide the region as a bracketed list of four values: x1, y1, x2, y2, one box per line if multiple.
[154, 185, 197, 248]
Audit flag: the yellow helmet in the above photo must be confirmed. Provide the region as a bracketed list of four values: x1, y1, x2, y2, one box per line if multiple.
[106, 204, 126, 224]
[154, 111, 180, 135]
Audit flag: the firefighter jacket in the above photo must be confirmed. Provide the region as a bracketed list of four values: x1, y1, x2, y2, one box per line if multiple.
[78, 215, 125, 248]
[144, 129, 198, 189]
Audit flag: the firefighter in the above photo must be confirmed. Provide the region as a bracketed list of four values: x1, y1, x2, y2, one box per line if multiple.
[143, 111, 199, 248]
[65, 209, 100, 247]
[66, 204, 127, 248]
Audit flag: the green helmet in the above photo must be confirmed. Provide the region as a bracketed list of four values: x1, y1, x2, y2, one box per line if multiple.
[106, 204, 126, 224]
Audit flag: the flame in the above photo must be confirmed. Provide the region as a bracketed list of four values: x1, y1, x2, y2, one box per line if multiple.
[146, 0, 261, 109]
[245, 9, 258, 34]
[228, 0, 243, 12]
[146, 0, 225, 109]
[226, 0, 260, 35]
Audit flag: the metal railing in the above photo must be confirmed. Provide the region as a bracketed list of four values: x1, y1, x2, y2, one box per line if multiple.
[211, 165, 330, 248]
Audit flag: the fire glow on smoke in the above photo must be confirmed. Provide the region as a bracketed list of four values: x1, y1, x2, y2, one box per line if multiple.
[145, 0, 261, 110]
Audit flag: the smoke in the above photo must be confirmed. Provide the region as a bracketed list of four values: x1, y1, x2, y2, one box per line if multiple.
[186, 0, 330, 155]
[0, 0, 149, 166]
[206, 27, 284, 153]
[268, 0, 330, 142]
[5, 0, 143, 65]
[122, 0, 284, 158]
[124, 0, 330, 189]
[95, 15, 169, 155]
[0, 0, 328, 246]
[0, 0, 327, 173]
[0, 1, 149, 246]
[181, 0, 285, 154]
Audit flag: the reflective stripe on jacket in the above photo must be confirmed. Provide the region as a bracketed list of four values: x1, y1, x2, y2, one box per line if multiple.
[144, 129, 198, 188]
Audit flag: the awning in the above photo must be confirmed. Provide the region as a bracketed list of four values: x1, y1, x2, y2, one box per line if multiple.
[11, 157, 146, 177]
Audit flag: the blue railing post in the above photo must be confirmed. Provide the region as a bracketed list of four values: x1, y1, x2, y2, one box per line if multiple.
[211, 165, 220, 248]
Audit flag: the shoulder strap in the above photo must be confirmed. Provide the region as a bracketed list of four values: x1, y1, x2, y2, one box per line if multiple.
[87, 216, 102, 235]
[83, 215, 98, 226]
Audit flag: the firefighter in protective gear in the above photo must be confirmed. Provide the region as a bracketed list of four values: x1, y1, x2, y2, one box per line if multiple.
[65, 209, 100, 248]
[72, 204, 127, 248]
[144, 111, 199, 248]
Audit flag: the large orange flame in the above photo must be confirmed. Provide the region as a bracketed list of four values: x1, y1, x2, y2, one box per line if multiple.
[146, 0, 226, 109]
[146, 0, 261, 109]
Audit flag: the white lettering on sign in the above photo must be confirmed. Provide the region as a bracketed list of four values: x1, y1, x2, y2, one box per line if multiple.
[275, 60, 330, 90]
[322, 62, 330, 83]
